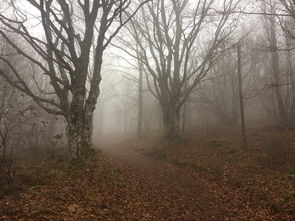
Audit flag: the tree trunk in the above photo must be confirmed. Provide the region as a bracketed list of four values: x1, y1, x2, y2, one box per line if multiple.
[2, 140, 6, 159]
[237, 43, 247, 148]
[97, 102, 104, 135]
[162, 104, 181, 139]
[285, 34, 295, 129]
[137, 59, 144, 138]
[66, 109, 94, 159]
[66, 64, 98, 159]
[269, 12, 288, 129]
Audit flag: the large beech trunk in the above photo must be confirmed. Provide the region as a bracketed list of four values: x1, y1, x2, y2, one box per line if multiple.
[162, 104, 181, 139]
[65, 63, 99, 159]
[66, 83, 96, 159]
[66, 110, 93, 159]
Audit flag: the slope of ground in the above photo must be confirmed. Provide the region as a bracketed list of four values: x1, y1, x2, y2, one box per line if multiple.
[1, 128, 294, 220]
[0, 153, 124, 221]
[99, 136, 294, 221]
[115, 128, 295, 221]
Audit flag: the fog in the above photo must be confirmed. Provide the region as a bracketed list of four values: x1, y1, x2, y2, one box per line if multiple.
[0, 0, 295, 219]
[0, 0, 292, 147]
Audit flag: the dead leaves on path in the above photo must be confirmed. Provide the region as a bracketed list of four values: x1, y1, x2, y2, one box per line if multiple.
[122, 137, 295, 221]
[1, 134, 295, 221]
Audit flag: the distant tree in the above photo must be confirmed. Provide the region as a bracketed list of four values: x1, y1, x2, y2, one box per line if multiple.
[279, 0, 295, 40]
[0, 0, 148, 159]
[197, 50, 240, 127]
[258, 0, 295, 129]
[116, 0, 239, 139]
[0, 40, 62, 158]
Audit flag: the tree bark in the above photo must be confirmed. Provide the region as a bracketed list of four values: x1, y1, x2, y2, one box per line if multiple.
[285, 33, 295, 129]
[66, 110, 93, 159]
[237, 44, 247, 148]
[137, 57, 144, 138]
[162, 104, 180, 139]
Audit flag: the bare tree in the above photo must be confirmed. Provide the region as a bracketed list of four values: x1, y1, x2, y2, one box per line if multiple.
[0, 0, 148, 159]
[197, 50, 239, 127]
[258, 0, 295, 129]
[116, 0, 239, 139]
[136, 48, 144, 138]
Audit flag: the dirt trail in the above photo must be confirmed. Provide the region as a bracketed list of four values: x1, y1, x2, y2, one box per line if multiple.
[99, 142, 279, 221]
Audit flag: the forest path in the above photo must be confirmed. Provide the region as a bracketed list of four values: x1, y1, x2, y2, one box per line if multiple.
[98, 141, 275, 221]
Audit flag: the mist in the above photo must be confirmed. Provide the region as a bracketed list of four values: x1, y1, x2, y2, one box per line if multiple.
[0, 0, 295, 220]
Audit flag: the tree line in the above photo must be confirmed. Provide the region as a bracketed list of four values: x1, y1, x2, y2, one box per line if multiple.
[0, 0, 295, 159]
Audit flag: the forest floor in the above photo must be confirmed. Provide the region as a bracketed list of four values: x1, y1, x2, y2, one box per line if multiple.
[99, 128, 295, 221]
[0, 153, 125, 220]
[0, 128, 295, 220]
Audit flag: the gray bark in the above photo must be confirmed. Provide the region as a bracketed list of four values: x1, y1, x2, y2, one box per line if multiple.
[137, 57, 144, 138]
[66, 113, 93, 159]
[237, 44, 247, 148]
[162, 103, 181, 139]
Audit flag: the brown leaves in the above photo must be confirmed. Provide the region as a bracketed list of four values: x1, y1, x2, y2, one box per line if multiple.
[0, 154, 124, 221]
[1, 131, 295, 220]
[103, 134, 295, 221]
